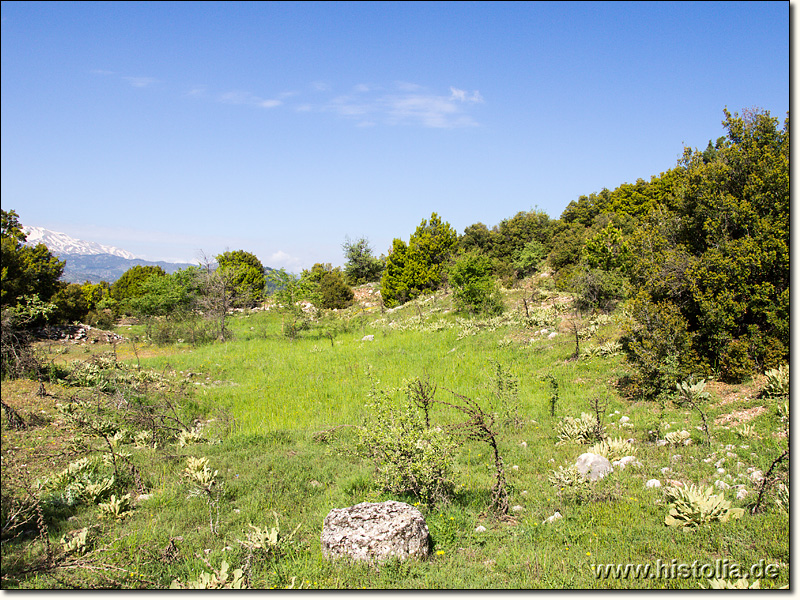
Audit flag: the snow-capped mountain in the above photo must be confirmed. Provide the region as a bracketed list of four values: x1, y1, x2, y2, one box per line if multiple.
[22, 226, 139, 260]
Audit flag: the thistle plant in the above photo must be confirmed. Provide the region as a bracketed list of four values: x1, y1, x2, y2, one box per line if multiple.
[761, 364, 789, 399]
[665, 430, 692, 446]
[170, 559, 245, 589]
[556, 413, 604, 445]
[97, 493, 133, 520]
[184, 456, 222, 534]
[663, 484, 744, 529]
[702, 578, 761, 589]
[60, 527, 90, 555]
[588, 437, 634, 461]
[178, 426, 206, 447]
[548, 465, 590, 492]
[675, 377, 711, 446]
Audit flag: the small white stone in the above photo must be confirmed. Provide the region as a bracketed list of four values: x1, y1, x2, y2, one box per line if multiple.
[717, 468, 726, 474]
[661, 467, 671, 474]
[714, 480, 730, 490]
[511, 505, 524, 513]
[619, 416, 630, 424]
[543, 511, 562, 524]
[520, 441, 528, 448]
[736, 488, 748, 500]
[475, 525, 487, 533]
[645, 479, 662, 488]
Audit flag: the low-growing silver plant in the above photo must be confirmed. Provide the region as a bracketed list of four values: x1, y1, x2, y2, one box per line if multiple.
[59, 527, 90, 555]
[548, 465, 590, 490]
[663, 484, 744, 529]
[588, 437, 634, 461]
[665, 430, 692, 446]
[556, 413, 603, 445]
[170, 559, 245, 589]
[762, 364, 789, 398]
[97, 493, 132, 520]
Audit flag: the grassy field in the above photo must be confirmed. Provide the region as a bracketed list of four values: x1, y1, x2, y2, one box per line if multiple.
[0, 285, 790, 589]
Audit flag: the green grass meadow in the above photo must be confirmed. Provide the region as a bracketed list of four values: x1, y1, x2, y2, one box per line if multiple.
[1, 290, 790, 589]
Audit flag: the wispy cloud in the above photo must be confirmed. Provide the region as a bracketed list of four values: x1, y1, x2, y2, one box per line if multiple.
[219, 90, 282, 109]
[123, 76, 157, 88]
[322, 83, 485, 128]
[269, 250, 303, 271]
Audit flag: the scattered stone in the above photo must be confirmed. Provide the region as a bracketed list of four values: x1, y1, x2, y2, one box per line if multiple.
[321, 501, 430, 562]
[511, 505, 524, 513]
[136, 493, 154, 501]
[749, 470, 764, 483]
[511, 465, 519, 471]
[575, 453, 613, 482]
[548, 332, 557, 339]
[361, 335, 374, 342]
[619, 416, 630, 424]
[717, 468, 726, 475]
[475, 525, 487, 533]
[661, 467, 671, 474]
[714, 480, 730, 490]
[519, 441, 528, 449]
[645, 479, 662, 488]
[542, 511, 562, 524]
[736, 488, 749, 500]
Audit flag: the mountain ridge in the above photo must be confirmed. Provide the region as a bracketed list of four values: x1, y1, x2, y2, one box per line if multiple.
[22, 226, 139, 260]
[21, 226, 197, 284]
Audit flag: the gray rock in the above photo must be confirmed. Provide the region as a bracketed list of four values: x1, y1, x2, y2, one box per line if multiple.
[321, 501, 430, 562]
[575, 452, 613, 482]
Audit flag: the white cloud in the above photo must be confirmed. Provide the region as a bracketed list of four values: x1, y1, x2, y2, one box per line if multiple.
[449, 87, 484, 103]
[269, 251, 303, 271]
[123, 76, 157, 88]
[219, 90, 282, 109]
[320, 83, 484, 128]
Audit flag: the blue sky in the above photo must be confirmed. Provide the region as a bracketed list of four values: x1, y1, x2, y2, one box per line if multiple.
[1, 1, 789, 271]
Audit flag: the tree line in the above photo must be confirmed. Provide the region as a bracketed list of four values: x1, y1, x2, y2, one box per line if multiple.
[1, 108, 788, 396]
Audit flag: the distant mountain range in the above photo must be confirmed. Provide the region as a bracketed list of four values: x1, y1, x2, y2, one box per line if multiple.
[22, 226, 197, 284]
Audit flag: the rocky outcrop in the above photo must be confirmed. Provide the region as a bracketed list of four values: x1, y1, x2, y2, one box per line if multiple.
[321, 500, 431, 562]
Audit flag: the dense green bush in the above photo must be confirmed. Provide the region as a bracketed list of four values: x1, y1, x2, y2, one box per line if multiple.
[448, 252, 503, 315]
[342, 236, 383, 285]
[381, 213, 458, 308]
[356, 391, 457, 506]
[318, 269, 354, 310]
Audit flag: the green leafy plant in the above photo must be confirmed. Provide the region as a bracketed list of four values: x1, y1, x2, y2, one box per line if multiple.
[665, 430, 692, 446]
[97, 493, 132, 520]
[556, 413, 604, 445]
[355, 391, 457, 507]
[548, 465, 590, 490]
[588, 437, 634, 461]
[59, 527, 90, 555]
[761, 364, 789, 398]
[663, 484, 744, 529]
[701, 578, 761, 589]
[675, 377, 711, 446]
[170, 559, 245, 589]
[183, 456, 222, 534]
